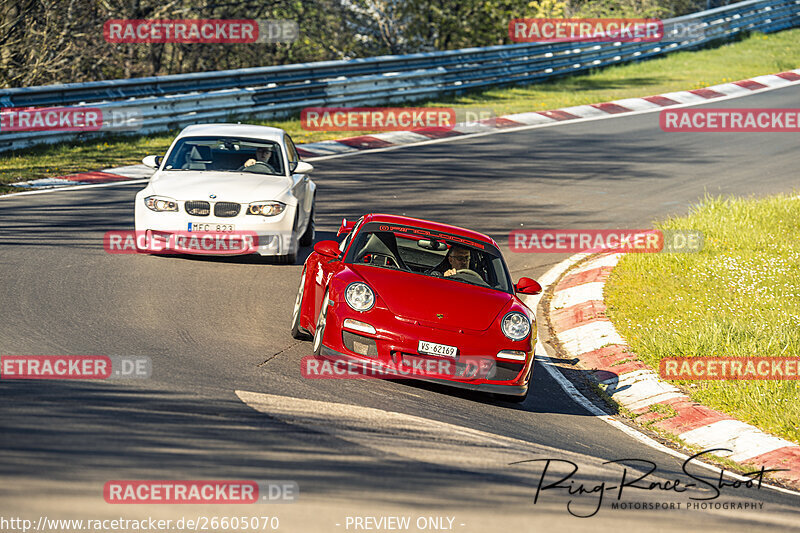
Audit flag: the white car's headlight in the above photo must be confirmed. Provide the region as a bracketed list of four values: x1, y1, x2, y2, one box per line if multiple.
[247, 202, 285, 216]
[345, 282, 375, 312]
[144, 195, 178, 212]
[502, 312, 531, 341]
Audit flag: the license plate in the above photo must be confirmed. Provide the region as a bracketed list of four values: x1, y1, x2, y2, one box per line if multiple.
[417, 340, 458, 359]
[188, 222, 235, 232]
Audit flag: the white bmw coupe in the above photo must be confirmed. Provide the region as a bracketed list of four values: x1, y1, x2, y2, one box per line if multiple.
[134, 124, 316, 263]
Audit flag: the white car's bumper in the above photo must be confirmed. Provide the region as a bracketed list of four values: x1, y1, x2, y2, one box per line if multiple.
[134, 203, 298, 257]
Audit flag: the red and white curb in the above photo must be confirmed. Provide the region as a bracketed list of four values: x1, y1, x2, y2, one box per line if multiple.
[5, 68, 800, 193]
[297, 69, 800, 157]
[10, 164, 152, 189]
[545, 251, 800, 486]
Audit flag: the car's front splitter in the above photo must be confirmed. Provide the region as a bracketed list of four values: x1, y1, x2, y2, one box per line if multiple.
[317, 345, 530, 397]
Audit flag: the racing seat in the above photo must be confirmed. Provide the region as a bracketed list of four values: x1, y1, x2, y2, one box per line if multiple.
[182, 146, 213, 170]
[355, 232, 409, 270]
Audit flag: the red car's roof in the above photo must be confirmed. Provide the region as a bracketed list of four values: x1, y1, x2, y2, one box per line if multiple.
[360, 213, 499, 248]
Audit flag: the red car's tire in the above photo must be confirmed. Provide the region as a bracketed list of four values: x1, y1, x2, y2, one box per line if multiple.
[497, 389, 528, 404]
[312, 290, 330, 356]
[290, 268, 313, 340]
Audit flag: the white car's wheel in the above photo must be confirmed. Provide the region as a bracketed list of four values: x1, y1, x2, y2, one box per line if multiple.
[275, 252, 297, 265]
[300, 201, 315, 247]
[275, 208, 300, 264]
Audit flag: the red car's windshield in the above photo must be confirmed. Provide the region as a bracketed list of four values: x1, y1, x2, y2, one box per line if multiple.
[344, 222, 513, 293]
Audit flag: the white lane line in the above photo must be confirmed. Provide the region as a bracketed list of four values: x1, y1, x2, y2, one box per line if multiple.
[524, 254, 800, 498]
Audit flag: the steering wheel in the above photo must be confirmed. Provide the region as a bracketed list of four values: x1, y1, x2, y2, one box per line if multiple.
[237, 161, 277, 174]
[449, 268, 487, 285]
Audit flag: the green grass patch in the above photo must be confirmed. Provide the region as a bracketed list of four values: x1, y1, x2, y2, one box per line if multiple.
[605, 193, 800, 444]
[634, 403, 678, 425]
[648, 403, 676, 415]
[1, 29, 799, 191]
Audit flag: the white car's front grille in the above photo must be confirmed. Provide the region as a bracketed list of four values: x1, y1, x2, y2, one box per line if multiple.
[185, 201, 210, 216]
[214, 202, 241, 217]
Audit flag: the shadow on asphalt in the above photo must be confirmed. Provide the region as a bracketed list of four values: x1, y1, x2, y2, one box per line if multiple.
[0, 379, 615, 508]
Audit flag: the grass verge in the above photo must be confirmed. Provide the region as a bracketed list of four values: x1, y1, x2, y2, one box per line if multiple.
[1, 29, 799, 191]
[605, 193, 800, 445]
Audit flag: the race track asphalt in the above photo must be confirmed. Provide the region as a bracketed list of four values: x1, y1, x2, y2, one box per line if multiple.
[1, 84, 799, 531]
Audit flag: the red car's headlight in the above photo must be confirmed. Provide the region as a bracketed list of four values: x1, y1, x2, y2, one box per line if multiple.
[345, 282, 375, 312]
[502, 312, 531, 341]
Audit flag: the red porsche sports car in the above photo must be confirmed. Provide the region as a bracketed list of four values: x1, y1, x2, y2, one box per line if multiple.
[290, 214, 542, 401]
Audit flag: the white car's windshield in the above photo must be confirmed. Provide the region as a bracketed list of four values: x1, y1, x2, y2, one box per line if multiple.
[163, 136, 285, 175]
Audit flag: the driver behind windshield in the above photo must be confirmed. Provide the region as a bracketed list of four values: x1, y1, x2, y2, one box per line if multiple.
[432, 244, 471, 277]
[239, 146, 276, 172]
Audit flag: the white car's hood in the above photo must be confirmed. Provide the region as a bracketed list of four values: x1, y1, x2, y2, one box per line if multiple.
[150, 171, 291, 202]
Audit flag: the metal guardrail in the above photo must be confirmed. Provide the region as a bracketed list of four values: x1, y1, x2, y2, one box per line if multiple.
[0, 0, 797, 152]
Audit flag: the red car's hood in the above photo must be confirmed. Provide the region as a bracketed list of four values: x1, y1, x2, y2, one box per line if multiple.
[351, 266, 512, 331]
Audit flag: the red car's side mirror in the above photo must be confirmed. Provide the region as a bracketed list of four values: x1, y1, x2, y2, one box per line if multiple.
[314, 240, 341, 259]
[515, 277, 542, 295]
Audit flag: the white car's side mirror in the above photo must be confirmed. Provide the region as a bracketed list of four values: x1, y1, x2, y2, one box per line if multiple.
[293, 161, 314, 174]
[142, 155, 162, 169]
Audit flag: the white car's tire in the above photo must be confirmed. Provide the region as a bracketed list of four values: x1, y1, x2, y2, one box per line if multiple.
[299, 202, 315, 247]
[275, 252, 297, 265]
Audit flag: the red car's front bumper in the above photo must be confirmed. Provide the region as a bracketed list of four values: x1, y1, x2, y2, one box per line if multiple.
[317, 302, 535, 396]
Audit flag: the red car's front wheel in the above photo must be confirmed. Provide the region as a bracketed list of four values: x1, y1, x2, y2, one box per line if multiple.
[312, 290, 330, 356]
